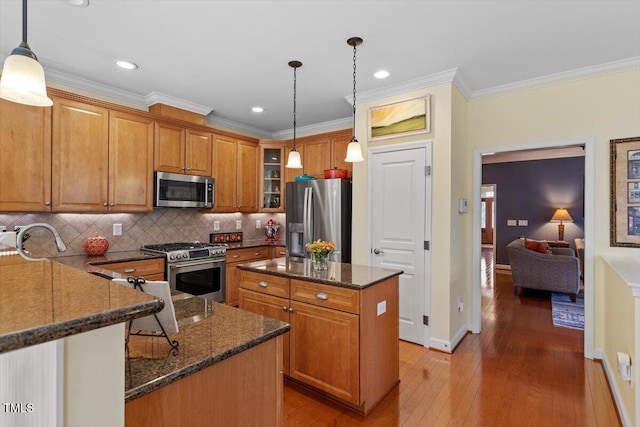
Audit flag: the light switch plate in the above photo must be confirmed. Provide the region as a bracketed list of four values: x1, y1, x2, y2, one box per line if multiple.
[377, 300, 386, 316]
[256, 220, 261, 229]
[113, 224, 122, 236]
[507, 220, 517, 226]
[518, 219, 528, 226]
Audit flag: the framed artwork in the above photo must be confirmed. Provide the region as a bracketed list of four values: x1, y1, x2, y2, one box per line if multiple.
[610, 136, 640, 247]
[369, 95, 430, 141]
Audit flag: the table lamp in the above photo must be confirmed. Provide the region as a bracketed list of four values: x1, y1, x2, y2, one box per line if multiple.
[550, 208, 573, 241]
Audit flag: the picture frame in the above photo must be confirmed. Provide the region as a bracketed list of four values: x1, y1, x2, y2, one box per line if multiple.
[610, 136, 640, 247]
[369, 95, 430, 141]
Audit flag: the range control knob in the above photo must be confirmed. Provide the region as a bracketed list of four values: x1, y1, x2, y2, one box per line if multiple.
[169, 254, 175, 260]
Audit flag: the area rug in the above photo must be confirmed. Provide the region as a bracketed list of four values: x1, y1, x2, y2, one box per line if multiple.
[551, 292, 584, 330]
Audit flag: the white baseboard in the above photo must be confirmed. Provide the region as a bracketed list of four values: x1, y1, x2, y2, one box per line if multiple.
[594, 347, 632, 427]
[429, 323, 469, 354]
[495, 264, 511, 273]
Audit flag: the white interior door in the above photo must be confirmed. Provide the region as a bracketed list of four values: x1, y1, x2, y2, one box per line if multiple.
[370, 143, 430, 345]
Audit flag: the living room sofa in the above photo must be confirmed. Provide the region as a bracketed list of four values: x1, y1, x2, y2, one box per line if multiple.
[506, 238, 581, 302]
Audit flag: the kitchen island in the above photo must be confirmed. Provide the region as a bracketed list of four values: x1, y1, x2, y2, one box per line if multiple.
[237, 257, 402, 415]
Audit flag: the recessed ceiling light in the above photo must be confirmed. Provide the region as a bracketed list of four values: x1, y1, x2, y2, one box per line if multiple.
[374, 70, 390, 79]
[115, 60, 138, 70]
[252, 106, 264, 113]
[66, 0, 89, 7]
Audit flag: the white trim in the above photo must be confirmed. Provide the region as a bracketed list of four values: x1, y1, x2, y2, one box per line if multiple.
[204, 116, 274, 139]
[471, 57, 640, 100]
[598, 348, 633, 427]
[271, 117, 352, 140]
[471, 137, 595, 358]
[346, 68, 460, 105]
[144, 92, 212, 116]
[450, 323, 469, 352]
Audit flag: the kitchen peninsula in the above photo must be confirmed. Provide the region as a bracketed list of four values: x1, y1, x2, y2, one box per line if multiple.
[237, 257, 402, 415]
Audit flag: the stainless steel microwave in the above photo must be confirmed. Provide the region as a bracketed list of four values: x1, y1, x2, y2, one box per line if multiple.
[154, 172, 214, 208]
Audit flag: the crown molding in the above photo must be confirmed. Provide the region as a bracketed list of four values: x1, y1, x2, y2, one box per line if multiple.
[271, 117, 352, 140]
[144, 92, 212, 116]
[470, 56, 640, 100]
[43, 67, 149, 109]
[344, 68, 460, 105]
[204, 115, 274, 139]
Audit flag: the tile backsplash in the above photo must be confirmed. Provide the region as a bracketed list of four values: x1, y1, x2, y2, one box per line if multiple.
[0, 210, 286, 258]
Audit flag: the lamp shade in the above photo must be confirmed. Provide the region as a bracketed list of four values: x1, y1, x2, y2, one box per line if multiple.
[285, 149, 302, 169]
[550, 208, 573, 223]
[0, 53, 52, 107]
[345, 140, 364, 162]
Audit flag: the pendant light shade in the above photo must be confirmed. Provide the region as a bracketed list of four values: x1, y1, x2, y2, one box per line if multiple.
[0, 0, 52, 107]
[345, 37, 364, 163]
[286, 60, 303, 169]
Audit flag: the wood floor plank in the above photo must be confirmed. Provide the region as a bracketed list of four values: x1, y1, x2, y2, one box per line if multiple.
[282, 248, 621, 426]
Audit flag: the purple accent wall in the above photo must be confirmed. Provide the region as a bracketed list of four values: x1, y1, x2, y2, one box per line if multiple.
[482, 157, 585, 265]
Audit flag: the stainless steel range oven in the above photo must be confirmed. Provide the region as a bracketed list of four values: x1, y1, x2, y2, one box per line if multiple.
[141, 242, 226, 303]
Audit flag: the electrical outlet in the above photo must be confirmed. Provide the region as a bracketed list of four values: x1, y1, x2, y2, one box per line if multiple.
[113, 223, 122, 236]
[213, 221, 220, 231]
[256, 220, 261, 229]
[507, 220, 517, 226]
[458, 297, 464, 312]
[377, 300, 387, 316]
[236, 220, 242, 230]
[0, 226, 6, 232]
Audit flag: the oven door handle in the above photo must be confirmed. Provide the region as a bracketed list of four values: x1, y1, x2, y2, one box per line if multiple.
[168, 259, 226, 269]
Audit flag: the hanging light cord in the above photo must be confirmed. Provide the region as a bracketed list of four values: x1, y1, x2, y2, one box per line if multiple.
[351, 42, 358, 142]
[293, 65, 297, 149]
[22, 0, 28, 45]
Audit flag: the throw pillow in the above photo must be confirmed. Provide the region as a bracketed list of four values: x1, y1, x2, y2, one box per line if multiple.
[524, 239, 551, 254]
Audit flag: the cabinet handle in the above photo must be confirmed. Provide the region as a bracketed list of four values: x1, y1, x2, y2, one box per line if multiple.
[110, 203, 115, 207]
[257, 281, 268, 288]
[288, 307, 294, 313]
[123, 268, 136, 273]
[44, 201, 51, 206]
[232, 254, 240, 259]
[255, 251, 262, 256]
[279, 251, 285, 255]
[282, 306, 288, 312]
[103, 203, 108, 207]
[315, 292, 329, 301]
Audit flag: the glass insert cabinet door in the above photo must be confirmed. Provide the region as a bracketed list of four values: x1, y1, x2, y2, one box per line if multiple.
[261, 147, 283, 211]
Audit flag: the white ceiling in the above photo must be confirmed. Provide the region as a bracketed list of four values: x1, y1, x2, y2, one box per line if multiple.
[1, 0, 639, 138]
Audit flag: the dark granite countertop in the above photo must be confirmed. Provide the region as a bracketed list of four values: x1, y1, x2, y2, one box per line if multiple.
[124, 294, 290, 401]
[0, 255, 163, 354]
[223, 239, 285, 250]
[53, 250, 165, 279]
[237, 257, 403, 289]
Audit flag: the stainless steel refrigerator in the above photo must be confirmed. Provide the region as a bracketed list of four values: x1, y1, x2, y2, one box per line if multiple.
[286, 179, 352, 263]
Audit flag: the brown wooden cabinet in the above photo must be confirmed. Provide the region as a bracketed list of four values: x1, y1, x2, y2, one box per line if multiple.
[98, 257, 165, 281]
[51, 99, 153, 212]
[0, 99, 52, 211]
[154, 122, 212, 176]
[283, 129, 353, 180]
[301, 136, 332, 178]
[212, 134, 258, 212]
[238, 269, 399, 414]
[225, 246, 270, 307]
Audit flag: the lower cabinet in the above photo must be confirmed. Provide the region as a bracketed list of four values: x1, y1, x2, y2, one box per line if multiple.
[96, 257, 165, 281]
[239, 270, 399, 414]
[225, 246, 270, 307]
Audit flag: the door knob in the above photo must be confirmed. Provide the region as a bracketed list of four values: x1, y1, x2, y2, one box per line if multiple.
[373, 248, 384, 255]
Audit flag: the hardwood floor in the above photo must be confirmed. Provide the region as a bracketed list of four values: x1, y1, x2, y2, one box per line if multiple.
[282, 248, 620, 426]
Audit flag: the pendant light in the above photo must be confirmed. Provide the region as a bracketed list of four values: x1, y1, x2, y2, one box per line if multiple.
[0, 0, 53, 107]
[345, 37, 364, 163]
[285, 60, 303, 169]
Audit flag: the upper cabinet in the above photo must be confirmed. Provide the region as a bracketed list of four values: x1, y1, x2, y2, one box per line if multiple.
[282, 129, 353, 180]
[51, 98, 153, 212]
[0, 99, 52, 212]
[260, 144, 285, 212]
[212, 135, 258, 213]
[154, 122, 212, 176]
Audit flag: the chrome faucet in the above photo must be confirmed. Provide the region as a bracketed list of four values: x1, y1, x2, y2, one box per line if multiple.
[15, 223, 67, 261]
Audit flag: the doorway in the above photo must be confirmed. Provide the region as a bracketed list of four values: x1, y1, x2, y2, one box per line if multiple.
[368, 141, 431, 346]
[471, 138, 595, 359]
[481, 184, 496, 246]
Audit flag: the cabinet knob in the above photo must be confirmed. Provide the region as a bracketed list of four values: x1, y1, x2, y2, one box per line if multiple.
[257, 281, 268, 288]
[232, 254, 240, 259]
[254, 251, 262, 256]
[288, 307, 294, 313]
[44, 201, 51, 206]
[282, 306, 288, 312]
[103, 203, 108, 207]
[315, 292, 329, 301]
[110, 203, 115, 207]
[123, 268, 136, 273]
